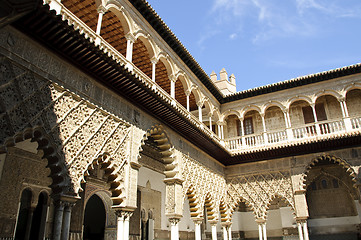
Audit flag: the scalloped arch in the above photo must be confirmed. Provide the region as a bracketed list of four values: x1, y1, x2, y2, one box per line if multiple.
[82, 152, 126, 206]
[300, 154, 357, 191]
[1, 126, 72, 197]
[141, 124, 176, 179]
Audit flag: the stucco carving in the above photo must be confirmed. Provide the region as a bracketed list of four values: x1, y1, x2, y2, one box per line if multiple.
[0, 56, 131, 198]
[228, 171, 295, 220]
[181, 154, 227, 220]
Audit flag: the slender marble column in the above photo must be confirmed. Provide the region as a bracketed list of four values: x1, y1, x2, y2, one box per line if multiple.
[228, 225, 232, 240]
[198, 103, 203, 122]
[124, 212, 132, 240]
[210, 222, 217, 240]
[222, 226, 227, 240]
[302, 221, 309, 240]
[151, 58, 157, 82]
[194, 220, 202, 240]
[170, 78, 176, 99]
[169, 218, 180, 240]
[24, 207, 35, 240]
[96, 7, 106, 35]
[260, 113, 268, 143]
[311, 104, 321, 134]
[186, 94, 190, 112]
[53, 201, 65, 240]
[61, 203, 74, 240]
[297, 222, 304, 240]
[116, 211, 124, 240]
[258, 224, 263, 240]
[209, 115, 213, 131]
[262, 223, 267, 240]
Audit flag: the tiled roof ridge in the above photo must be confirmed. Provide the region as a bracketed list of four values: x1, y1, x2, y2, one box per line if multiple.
[228, 63, 361, 97]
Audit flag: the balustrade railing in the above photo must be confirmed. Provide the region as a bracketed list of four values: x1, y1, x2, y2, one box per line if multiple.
[292, 123, 317, 139]
[225, 118, 358, 152]
[351, 116, 361, 129]
[267, 130, 287, 143]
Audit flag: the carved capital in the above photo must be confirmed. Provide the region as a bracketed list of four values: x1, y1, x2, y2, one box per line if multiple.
[168, 217, 181, 225]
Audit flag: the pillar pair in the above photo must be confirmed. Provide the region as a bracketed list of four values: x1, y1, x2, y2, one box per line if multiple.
[221, 223, 232, 240]
[256, 220, 267, 240]
[115, 210, 134, 240]
[52, 196, 78, 240]
[296, 219, 309, 240]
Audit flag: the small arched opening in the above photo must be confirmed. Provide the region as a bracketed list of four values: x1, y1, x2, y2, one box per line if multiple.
[83, 194, 106, 240]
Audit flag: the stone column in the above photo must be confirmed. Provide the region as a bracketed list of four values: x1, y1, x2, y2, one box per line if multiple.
[310, 103, 321, 135]
[283, 109, 293, 140]
[302, 221, 309, 240]
[209, 114, 213, 132]
[262, 223, 267, 240]
[169, 218, 180, 240]
[61, 202, 75, 240]
[24, 207, 35, 240]
[96, 6, 106, 35]
[115, 210, 134, 240]
[256, 219, 266, 240]
[116, 211, 124, 240]
[125, 33, 135, 70]
[209, 221, 218, 240]
[151, 57, 157, 82]
[217, 122, 222, 138]
[52, 201, 65, 240]
[260, 113, 268, 144]
[227, 224, 232, 240]
[170, 75, 176, 99]
[197, 102, 203, 122]
[239, 117, 244, 146]
[257, 224, 263, 240]
[194, 219, 202, 240]
[221, 224, 227, 240]
[186, 91, 190, 112]
[297, 222, 304, 240]
[340, 98, 352, 131]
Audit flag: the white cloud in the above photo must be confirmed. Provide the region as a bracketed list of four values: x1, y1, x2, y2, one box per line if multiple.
[209, 0, 361, 44]
[229, 33, 237, 40]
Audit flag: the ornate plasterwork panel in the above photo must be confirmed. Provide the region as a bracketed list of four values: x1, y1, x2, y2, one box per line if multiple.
[0, 56, 131, 197]
[228, 171, 294, 219]
[180, 154, 227, 220]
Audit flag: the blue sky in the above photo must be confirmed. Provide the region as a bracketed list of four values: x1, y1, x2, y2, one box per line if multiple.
[146, 0, 361, 91]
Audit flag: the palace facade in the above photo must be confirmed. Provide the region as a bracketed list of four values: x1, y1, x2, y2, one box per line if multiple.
[0, 0, 361, 240]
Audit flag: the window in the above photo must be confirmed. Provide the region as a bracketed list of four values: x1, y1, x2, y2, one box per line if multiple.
[243, 117, 254, 135]
[321, 179, 328, 189]
[302, 103, 327, 124]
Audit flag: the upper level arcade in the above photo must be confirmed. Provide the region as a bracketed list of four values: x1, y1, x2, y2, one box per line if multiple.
[221, 70, 361, 154]
[43, 0, 361, 159]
